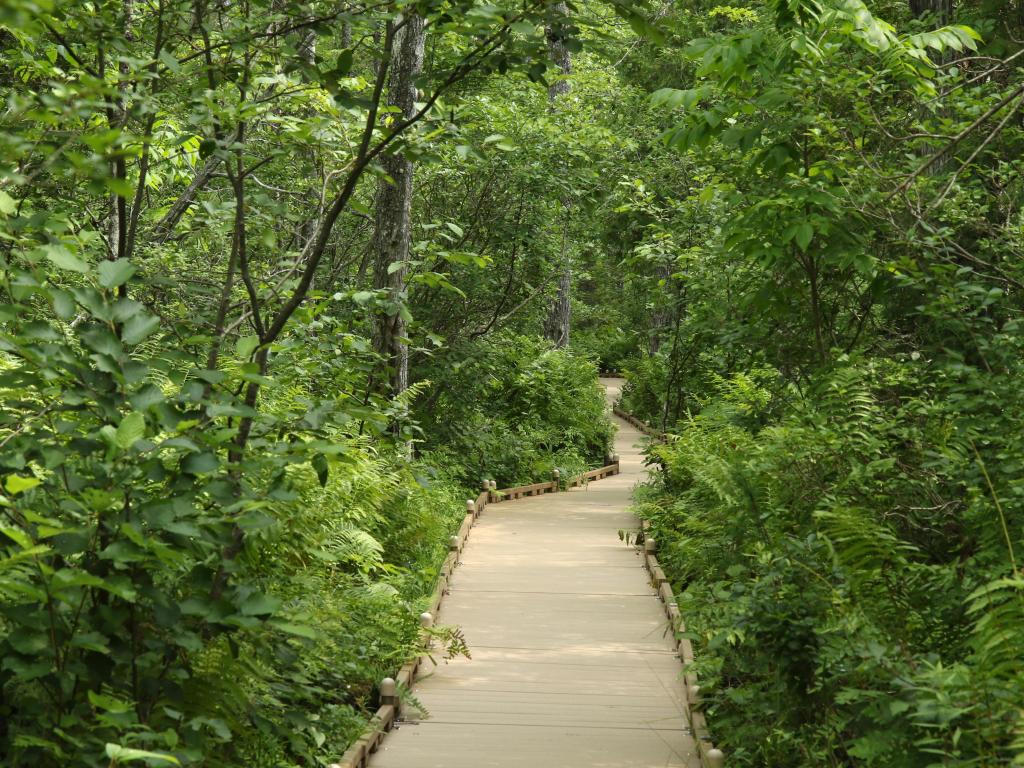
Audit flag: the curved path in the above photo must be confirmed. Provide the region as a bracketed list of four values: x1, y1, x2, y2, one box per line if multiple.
[369, 378, 698, 768]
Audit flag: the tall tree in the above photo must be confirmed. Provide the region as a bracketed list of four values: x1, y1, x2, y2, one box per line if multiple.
[372, 13, 426, 395]
[543, 1, 572, 348]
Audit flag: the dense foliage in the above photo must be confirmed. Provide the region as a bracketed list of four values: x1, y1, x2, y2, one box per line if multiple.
[0, 0, 618, 764]
[608, 1, 1024, 766]
[3, 0, 1023, 765]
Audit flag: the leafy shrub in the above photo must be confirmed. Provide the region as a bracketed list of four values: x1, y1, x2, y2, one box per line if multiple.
[637, 357, 1024, 766]
[415, 333, 614, 487]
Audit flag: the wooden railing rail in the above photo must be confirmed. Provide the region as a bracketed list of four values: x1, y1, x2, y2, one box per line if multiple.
[330, 456, 622, 768]
[639, 532, 725, 768]
[613, 403, 725, 768]
[613, 405, 668, 441]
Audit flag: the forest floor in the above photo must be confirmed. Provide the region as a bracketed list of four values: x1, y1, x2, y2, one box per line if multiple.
[366, 379, 698, 767]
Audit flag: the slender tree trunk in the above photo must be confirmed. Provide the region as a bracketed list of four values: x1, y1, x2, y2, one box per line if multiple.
[546, 2, 571, 101]
[649, 262, 672, 354]
[372, 14, 425, 395]
[909, 0, 952, 23]
[546, 265, 571, 347]
[544, 2, 572, 348]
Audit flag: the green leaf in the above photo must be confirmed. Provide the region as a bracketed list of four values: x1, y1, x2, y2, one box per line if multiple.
[269, 619, 319, 639]
[239, 592, 281, 616]
[182, 452, 219, 475]
[4, 475, 42, 495]
[42, 244, 89, 273]
[335, 48, 354, 76]
[8, 627, 51, 654]
[98, 259, 137, 289]
[312, 453, 329, 487]
[198, 138, 217, 159]
[0, 524, 35, 548]
[51, 289, 77, 319]
[115, 412, 146, 450]
[122, 313, 160, 345]
[794, 222, 814, 251]
[0, 190, 17, 215]
[235, 334, 260, 359]
[104, 744, 180, 766]
[651, 87, 710, 110]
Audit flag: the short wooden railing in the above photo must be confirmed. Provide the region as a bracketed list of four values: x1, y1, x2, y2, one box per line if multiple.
[641, 529, 725, 768]
[613, 404, 668, 441]
[611, 402, 725, 768]
[331, 458, 622, 768]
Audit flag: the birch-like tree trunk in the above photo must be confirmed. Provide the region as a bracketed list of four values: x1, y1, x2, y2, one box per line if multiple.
[371, 14, 425, 395]
[543, 2, 572, 348]
[649, 262, 672, 354]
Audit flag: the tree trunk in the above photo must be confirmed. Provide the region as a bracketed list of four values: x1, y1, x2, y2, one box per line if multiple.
[546, 2, 572, 101]
[544, 2, 572, 348]
[371, 14, 425, 395]
[649, 262, 672, 354]
[909, 0, 953, 23]
[545, 267, 571, 347]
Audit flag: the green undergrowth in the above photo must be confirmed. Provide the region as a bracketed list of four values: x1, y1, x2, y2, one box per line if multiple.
[415, 333, 614, 488]
[630, 357, 1024, 767]
[0, 324, 612, 767]
[229, 444, 467, 767]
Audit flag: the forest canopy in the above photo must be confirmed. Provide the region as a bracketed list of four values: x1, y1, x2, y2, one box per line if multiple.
[2, 0, 1023, 765]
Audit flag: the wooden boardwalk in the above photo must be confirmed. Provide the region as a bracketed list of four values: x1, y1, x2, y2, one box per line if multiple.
[369, 378, 699, 768]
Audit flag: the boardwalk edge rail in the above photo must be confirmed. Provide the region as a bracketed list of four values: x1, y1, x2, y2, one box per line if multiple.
[329, 457, 622, 768]
[613, 400, 726, 768]
[641, 529, 724, 768]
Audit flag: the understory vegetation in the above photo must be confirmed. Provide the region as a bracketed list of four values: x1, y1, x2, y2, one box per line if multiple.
[0, 0, 615, 764]
[2, 0, 1022, 765]
[610, 1, 1024, 766]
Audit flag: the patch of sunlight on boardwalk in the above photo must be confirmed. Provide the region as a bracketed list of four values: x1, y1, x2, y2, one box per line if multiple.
[368, 378, 699, 768]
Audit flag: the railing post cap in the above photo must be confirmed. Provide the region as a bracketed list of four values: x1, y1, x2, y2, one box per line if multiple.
[482, 479, 491, 490]
[552, 469, 560, 477]
[489, 479, 497, 489]
[466, 499, 475, 510]
[380, 677, 396, 697]
[644, 537, 657, 553]
[707, 748, 725, 767]
[448, 534, 459, 549]
[419, 611, 434, 628]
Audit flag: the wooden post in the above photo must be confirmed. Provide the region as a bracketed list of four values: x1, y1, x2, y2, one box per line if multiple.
[380, 677, 397, 707]
[552, 468, 560, 491]
[419, 611, 433, 652]
[612, 454, 620, 473]
[687, 684, 701, 709]
[706, 748, 725, 768]
[644, 536, 657, 569]
[466, 499, 476, 518]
